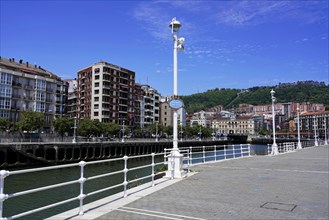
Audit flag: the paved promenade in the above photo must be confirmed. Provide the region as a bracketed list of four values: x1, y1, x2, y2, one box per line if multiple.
[51, 145, 328, 220]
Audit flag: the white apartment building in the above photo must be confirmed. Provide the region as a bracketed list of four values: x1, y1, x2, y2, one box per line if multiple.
[0, 57, 68, 132]
[139, 85, 160, 127]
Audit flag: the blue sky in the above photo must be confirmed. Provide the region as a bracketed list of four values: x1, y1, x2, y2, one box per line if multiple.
[1, 0, 328, 96]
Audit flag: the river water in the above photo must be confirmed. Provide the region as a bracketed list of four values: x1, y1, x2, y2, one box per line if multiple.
[2, 145, 268, 219]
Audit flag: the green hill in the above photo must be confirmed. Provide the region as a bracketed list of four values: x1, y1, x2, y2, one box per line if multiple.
[182, 81, 329, 114]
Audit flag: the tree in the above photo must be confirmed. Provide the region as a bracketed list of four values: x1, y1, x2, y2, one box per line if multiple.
[77, 119, 102, 137]
[103, 122, 120, 137]
[53, 117, 74, 138]
[18, 111, 44, 132]
[0, 118, 7, 132]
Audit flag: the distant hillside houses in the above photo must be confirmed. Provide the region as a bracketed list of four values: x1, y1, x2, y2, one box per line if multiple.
[186, 102, 328, 138]
[278, 81, 326, 88]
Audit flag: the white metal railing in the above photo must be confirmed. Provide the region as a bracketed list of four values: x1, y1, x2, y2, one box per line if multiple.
[0, 153, 165, 219]
[266, 141, 321, 155]
[164, 144, 251, 173]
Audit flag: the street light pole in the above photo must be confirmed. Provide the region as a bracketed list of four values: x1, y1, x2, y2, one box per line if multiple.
[72, 117, 77, 143]
[121, 120, 125, 143]
[325, 116, 328, 145]
[297, 107, 302, 149]
[155, 122, 158, 142]
[313, 116, 318, 146]
[165, 17, 184, 179]
[270, 89, 278, 155]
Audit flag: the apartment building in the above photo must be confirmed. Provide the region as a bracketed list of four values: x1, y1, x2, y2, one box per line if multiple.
[138, 84, 160, 128]
[0, 57, 68, 132]
[77, 61, 135, 127]
[66, 79, 78, 118]
[298, 110, 329, 138]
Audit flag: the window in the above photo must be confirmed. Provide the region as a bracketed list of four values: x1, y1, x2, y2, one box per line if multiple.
[94, 104, 99, 109]
[95, 68, 100, 73]
[94, 112, 99, 116]
[35, 80, 46, 90]
[0, 85, 12, 97]
[95, 82, 99, 87]
[35, 102, 45, 112]
[95, 90, 99, 94]
[95, 75, 100, 80]
[94, 97, 99, 102]
[0, 97, 10, 109]
[0, 110, 9, 118]
[0, 72, 12, 85]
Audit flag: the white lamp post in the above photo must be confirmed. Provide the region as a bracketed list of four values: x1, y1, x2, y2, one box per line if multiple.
[72, 117, 77, 143]
[325, 116, 328, 145]
[165, 17, 184, 179]
[121, 120, 125, 143]
[297, 107, 302, 149]
[313, 116, 318, 146]
[270, 89, 278, 155]
[155, 122, 158, 142]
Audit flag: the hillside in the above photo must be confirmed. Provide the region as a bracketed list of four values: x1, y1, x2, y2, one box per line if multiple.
[182, 81, 329, 114]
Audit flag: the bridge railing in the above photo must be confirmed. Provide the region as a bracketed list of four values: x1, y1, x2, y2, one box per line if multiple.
[0, 153, 165, 219]
[267, 140, 323, 155]
[164, 144, 251, 177]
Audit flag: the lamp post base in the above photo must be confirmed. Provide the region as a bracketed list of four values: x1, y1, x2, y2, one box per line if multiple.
[297, 142, 302, 149]
[271, 143, 279, 155]
[165, 149, 185, 179]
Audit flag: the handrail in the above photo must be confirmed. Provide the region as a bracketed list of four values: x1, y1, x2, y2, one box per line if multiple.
[0, 142, 317, 219]
[0, 152, 165, 219]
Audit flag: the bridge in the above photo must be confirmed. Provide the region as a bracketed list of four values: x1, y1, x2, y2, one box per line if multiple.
[46, 142, 328, 220]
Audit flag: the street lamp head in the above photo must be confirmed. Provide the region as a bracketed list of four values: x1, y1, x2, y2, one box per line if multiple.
[270, 89, 275, 97]
[169, 17, 182, 33]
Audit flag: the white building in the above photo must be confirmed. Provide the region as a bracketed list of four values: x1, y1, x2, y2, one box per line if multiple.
[0, 57, 68, 132]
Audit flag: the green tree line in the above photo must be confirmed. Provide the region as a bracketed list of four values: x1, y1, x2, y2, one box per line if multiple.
[182, 81, 329, 113]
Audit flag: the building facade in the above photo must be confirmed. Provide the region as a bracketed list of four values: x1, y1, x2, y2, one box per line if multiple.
[297, 110, 329, 138]
[0, 57, 68, 132]
[138, 85, 160, 128]
[66, 79, 78, 118]
[213, 115, 255, 135]
[77, 61, 135, 128]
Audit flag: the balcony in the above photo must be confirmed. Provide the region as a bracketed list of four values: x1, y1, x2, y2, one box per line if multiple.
[12, 94, 21, 99]
[24, 85, 34, 90]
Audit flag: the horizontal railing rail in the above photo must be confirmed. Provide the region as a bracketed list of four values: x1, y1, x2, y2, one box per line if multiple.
[267, 140, 323, 155]
[0, 153, 165, 219]
[164, 144, 251, 175]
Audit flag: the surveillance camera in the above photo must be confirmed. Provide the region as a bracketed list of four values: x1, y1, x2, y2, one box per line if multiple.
[178, 37, 185, 44]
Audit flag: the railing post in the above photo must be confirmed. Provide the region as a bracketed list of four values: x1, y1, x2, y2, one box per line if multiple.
[78, 161, 86, 216]
[0, 170, 9, 219]
[240, 144, 243, 157]
[203, 146, 205, 163]
[248, 144, 251, 157]
[233, 145, 235, 158]
[189, 146, 192, 166]
[224, 145, 226, 160]
[151, 153, 155, 187]
[214, 145, 217, 161]
[123, 156, 128, 197]
[164, 148, 167, 164]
